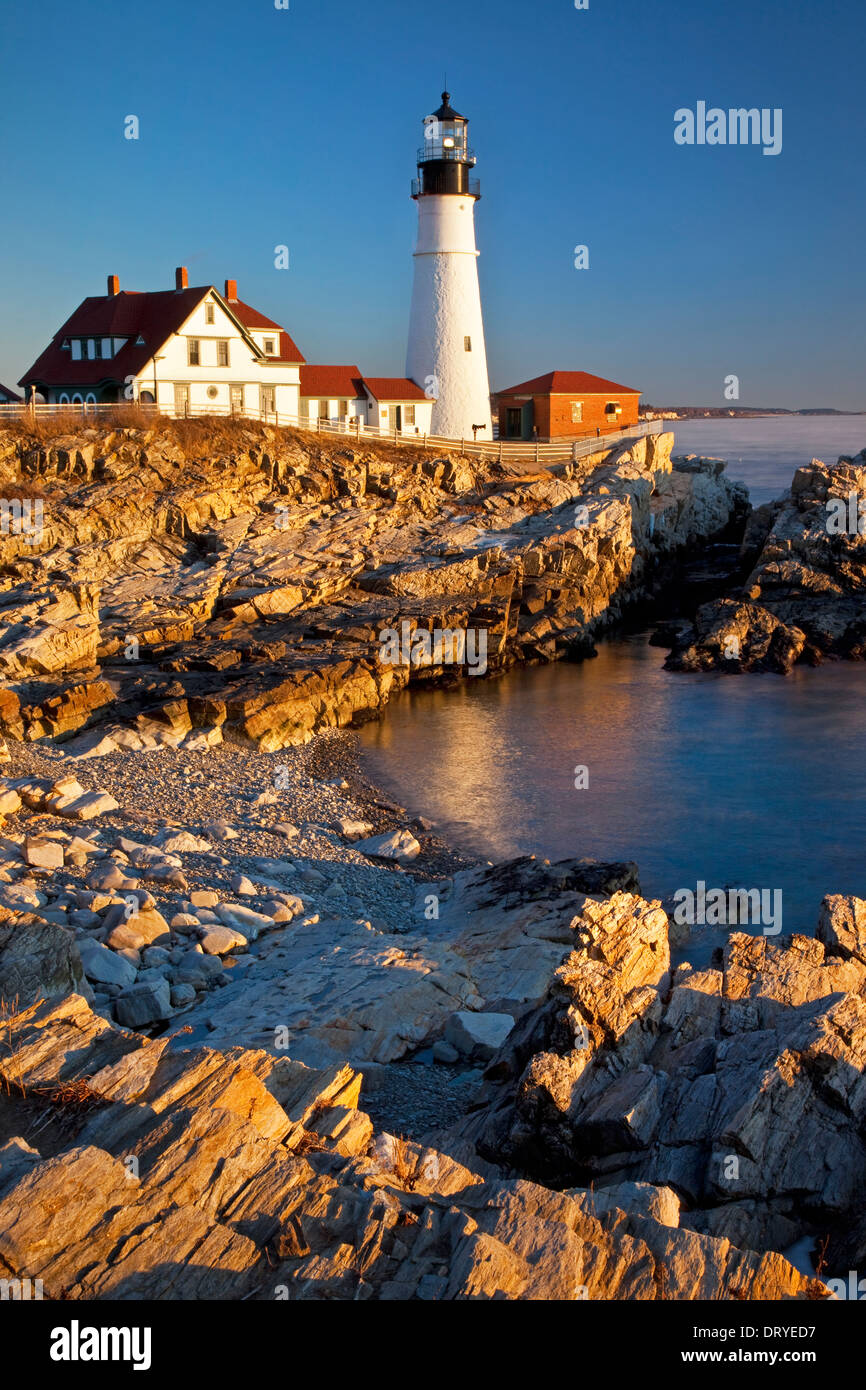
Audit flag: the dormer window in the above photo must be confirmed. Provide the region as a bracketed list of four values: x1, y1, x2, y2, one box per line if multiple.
[71, 340, 82, 360]
[264, 338, 275, 355]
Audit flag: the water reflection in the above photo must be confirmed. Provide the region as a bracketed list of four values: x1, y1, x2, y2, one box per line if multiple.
[358, 636, 866, 941]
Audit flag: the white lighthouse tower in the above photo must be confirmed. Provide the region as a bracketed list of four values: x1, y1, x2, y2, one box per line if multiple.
[406, 92, 493, 441]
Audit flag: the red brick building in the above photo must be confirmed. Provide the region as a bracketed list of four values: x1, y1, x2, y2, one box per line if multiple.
[496, 370, 641, 441]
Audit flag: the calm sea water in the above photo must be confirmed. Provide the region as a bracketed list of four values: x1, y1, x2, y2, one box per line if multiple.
[357, 419, 866, 951]
[672, 416, 866, 505]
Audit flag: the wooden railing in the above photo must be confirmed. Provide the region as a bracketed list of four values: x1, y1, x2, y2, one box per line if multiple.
[0, 401, 665, 464]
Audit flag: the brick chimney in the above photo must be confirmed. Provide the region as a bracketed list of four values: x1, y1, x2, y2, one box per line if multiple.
[175, 266, 188, 290]
[224, 278, 237, 301]
[107, 274, 120, 296]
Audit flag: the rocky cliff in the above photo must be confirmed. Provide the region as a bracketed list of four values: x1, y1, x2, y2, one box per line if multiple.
[665, 449, 866, 673]
[0, 752, 841, 1301]
[0, 419, 840, 1301]
[0, 420, 744, 754]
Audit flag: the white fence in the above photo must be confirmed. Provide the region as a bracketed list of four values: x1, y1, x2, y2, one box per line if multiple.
[0, 400, 665, 465]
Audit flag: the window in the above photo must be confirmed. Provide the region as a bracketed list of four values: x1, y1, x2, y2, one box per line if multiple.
[71, 341, 82, 361]
[205, 303, 215, 324]
[207, 385, 218, 400]
[217, 340, 230, 367]
[318, 399, 330, 419]
[339, 399, 348, 416]
[264, 338, 275, 355]
[404, 404, 415, 426]
[605, 401, 622, 416]
[87, 338, 97, 358]
[101, 337, 113, 359]
[464, 336, 472, 351]
[571, 401, 583, 423]
[260, 385, 275, 415]
[188, 339, 201, 366]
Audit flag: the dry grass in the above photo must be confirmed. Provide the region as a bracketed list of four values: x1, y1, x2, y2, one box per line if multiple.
[0, 404, 156, 446]
[0, 408, 460, 464]
[0, 480, 48, 502]
[0, 995, 27, 1098]
[0, 996, 104, 1138]
[390, 1135, 425, 1190]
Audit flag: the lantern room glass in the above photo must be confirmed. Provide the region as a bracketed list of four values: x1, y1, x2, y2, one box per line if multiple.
[422, 116, 467, 161]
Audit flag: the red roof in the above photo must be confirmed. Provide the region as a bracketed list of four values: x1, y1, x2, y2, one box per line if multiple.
[20, 285, 304, 387]
[229, 300, 283, 331]
[300, 365, 364, 399]
[228, 300, 304, 361]
[361, 377, 429, 402]
[498, 370, 641, 397]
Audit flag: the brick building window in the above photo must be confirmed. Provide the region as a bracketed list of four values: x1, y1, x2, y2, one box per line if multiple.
[571, 401, 583, 423]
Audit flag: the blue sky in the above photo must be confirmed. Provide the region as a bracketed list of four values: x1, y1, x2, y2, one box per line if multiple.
[1, 0, 864, 407]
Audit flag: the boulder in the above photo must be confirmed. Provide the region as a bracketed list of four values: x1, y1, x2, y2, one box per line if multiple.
[23, 838, 64, 870]
[79, 942, 138, 989]
[0, 917, 90, 1005]
[355, 829, 421, 863]
[115, 978, 172, 1027]
[445, 1010, 515, 1060]
[199, 926, 248, 957]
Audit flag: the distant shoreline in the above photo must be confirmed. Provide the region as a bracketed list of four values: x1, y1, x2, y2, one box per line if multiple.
[642, 407, 866, 421]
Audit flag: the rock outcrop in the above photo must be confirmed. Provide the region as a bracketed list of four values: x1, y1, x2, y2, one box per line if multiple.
[0, 994, 820, 1301]
[0, 741, 843, 1300]
[665, 449, 866, 673]
[0, 421, 744, 751]
[453, 898, 866, 1266]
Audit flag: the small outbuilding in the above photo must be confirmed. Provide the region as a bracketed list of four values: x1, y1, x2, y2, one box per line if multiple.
[496, 370, 641, 441]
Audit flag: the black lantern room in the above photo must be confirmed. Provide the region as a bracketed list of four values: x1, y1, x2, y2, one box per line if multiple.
[412, 93, 480, 199]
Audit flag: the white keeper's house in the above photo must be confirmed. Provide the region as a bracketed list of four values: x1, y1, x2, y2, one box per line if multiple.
[298, 365, 433, 435]
[19, 268, 305, 416]
[19, 268, 438, 435]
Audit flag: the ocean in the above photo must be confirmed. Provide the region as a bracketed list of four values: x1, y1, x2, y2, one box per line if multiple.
[357, 418, 866, 955]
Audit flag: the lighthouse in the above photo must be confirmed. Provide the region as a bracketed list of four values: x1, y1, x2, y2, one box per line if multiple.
[406, 92, 493, 441]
